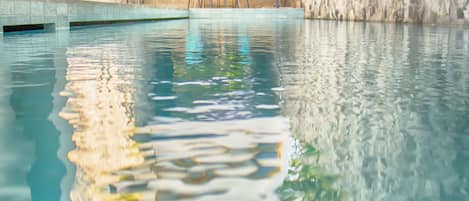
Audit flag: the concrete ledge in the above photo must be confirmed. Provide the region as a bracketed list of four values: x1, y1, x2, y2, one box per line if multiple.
[189, 8, 304, 19]
[0, 0, 189, 33]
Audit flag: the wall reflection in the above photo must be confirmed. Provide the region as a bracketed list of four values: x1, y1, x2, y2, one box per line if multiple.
[279, 21, 469, 201]
[60, 42, 147, 200]
[57, 19, 295, 201]
[144, 20, 290, 201]
[2, 18, 469, 201]
[57, 21, 192, 201]
[123, 20, 292, 201]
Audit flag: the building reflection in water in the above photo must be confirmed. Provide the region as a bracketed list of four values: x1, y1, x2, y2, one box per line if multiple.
[279, 21, 469, 201]
[59, 20, 292, 201]
[2, 18, 468, 201]
[60, 39, 146, 200]
[130, 20, 291, 201]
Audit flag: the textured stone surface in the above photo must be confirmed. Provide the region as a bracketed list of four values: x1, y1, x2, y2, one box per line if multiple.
[303, 0, 469, 25]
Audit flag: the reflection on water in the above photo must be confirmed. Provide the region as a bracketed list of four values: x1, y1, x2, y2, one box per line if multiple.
[280, 21, 469, 201]
[0, 31, 70, 201]
[60, 42, 145, 201]
[133, 117, 289, 201]
[56, 20, 296, 201]
[1, 19, 469, 201]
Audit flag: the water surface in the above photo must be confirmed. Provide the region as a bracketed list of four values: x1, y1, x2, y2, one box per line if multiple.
[0, 19, 468, 201]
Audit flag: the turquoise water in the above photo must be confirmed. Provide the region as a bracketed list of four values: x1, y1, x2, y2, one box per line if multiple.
[0, 19, 468, 201]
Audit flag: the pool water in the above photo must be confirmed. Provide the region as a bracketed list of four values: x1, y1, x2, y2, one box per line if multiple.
[0, 19, 468, 201]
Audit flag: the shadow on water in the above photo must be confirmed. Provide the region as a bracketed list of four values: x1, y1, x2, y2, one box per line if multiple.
[0, 31, 73, 201]
[10, 58, 65, 201]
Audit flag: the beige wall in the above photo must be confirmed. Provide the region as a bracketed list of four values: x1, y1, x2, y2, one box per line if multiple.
[82, 0, 144, 4]
[145, 0, 188, 8]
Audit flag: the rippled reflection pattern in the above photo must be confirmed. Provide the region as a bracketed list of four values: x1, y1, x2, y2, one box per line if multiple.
[133, 117, 290, 201]
[60, 40, 145, 201]
[57, 20, 296, 201]
[280, 21, 469, 201]
[2, 19, 469, 201]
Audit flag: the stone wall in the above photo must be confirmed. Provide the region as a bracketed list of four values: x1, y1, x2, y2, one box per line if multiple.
[84, 0, 143, 4]
[303, 0, 469, 25]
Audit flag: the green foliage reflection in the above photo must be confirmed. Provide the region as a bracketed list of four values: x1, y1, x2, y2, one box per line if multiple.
[277, 142, 343, 201]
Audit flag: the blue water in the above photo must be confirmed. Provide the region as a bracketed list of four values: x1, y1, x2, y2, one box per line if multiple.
[0, 19, 468, 201]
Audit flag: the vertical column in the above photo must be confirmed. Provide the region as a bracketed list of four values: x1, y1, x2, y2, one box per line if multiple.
[43, 1, 70, 32]
[44, 19, 69, 32]
[56, 2, 70, 31]
[0, 0, 3, 35]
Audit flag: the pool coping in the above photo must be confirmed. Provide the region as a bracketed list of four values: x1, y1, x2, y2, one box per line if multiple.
[0, 0, 189, 33]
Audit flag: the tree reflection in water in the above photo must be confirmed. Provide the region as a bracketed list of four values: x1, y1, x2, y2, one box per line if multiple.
[278, 142, 342, 201]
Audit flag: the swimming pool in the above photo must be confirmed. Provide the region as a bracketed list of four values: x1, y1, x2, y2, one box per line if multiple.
[0, 19, 468, 201]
